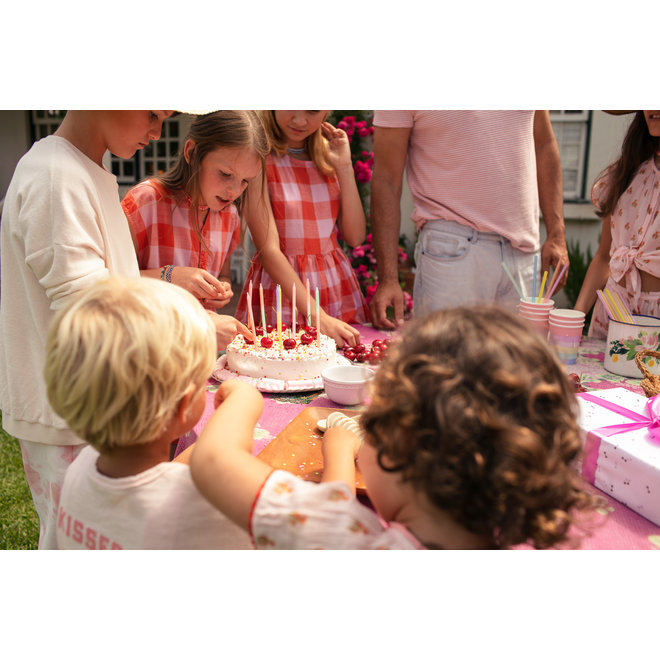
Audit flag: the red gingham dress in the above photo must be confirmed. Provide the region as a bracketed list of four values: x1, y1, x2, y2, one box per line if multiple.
[121, 179, 241, 276]
[236, 154, 368, 326]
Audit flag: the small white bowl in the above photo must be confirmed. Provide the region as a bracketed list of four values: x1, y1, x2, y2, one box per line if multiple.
[321, 365, 375, 406]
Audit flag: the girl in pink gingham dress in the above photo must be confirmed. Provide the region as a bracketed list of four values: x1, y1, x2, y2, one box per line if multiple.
[122, 111, 268, 350]
[236, 111, 368, 347]
[576, 111, 660, 338]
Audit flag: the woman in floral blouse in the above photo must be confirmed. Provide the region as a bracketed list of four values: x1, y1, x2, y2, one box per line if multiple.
[576, 111, 660, 337]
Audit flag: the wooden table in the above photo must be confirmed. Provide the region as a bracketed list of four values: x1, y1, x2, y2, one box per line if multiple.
[177, 328, 660, 550]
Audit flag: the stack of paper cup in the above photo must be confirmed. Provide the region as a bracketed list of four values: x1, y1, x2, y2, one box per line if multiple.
[518, 297, 555, 337]
[548, 309, 586, 364]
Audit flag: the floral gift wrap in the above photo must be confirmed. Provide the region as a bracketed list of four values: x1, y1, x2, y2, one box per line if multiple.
[576, 388, 660, 526]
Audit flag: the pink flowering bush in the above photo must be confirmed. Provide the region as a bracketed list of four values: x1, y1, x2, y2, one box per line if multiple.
[329, 111, 413, 318]
[350, 234, 413, 317]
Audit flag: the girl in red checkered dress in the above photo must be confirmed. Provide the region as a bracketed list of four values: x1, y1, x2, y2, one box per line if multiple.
[235, 111, 368, 347]
[122, 111, 268, 349]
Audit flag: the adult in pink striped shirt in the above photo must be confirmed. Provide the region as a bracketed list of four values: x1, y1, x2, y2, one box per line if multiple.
[369, 111, 568, 328]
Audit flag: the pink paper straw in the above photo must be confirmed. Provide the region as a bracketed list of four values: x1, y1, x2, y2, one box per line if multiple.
[543, 262, 569, 302]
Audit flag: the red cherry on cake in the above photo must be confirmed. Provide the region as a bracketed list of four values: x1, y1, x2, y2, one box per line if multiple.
[244, 337, 254, 345]
[255, 327, 264, 336]
[260, 336, 274, 348]
[283, 338, 297, 350]
[281, 323, 287, 331]
[300, 333, 314, 345]
[266, 324, 274, 333]
[305, 326, 317, 338]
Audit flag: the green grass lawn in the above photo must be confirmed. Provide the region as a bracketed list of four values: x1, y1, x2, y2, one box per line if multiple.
[0, 413, 39, 550]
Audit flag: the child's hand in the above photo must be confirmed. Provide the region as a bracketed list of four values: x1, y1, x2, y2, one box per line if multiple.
[171, 266, 230, 308]
[209, 313, 254, 351]
[321, 122, 352, 172]
[320, 312, 361, 348]
[214, 379, 263, 411]
[202, 281, 233, 310]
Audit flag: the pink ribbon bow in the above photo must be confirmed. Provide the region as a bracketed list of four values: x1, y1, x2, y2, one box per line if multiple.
[577, 392, 660, 483]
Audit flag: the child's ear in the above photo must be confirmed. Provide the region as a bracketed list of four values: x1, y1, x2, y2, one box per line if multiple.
[175, 382, 197, 424]
[183, 139, 196, 165]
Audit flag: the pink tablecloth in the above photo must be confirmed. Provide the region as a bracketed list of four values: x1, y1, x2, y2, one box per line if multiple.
[178, 328, 660, 550]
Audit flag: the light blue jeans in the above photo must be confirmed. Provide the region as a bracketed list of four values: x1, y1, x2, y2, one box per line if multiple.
[413, 219, 538, 317]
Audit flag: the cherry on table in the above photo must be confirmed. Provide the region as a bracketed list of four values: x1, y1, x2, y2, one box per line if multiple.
[354, 343, 366, 354]
[344, 349, 356, 361]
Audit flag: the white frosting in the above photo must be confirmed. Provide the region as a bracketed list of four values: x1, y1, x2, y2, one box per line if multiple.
[226, 330, 337, 381]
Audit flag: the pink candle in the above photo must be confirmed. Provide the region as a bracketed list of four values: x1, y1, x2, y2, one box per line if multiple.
[259, 283, 266, 331]
[246, 292, 255, 335]
[315, 287, 321, 347]
[291, 282, 296, 337]
[306, 279, 311, 326]
[276, 285, 282, 348]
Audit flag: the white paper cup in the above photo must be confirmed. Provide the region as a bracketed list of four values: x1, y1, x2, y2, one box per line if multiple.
[549, 309, 585, 322]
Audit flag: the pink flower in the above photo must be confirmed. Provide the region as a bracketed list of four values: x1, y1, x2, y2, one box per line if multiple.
[358, 126, 370, 138]
[352, 245, 366, 258]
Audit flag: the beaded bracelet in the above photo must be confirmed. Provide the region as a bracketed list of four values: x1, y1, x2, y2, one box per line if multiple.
[160, 265, 167, 280]
[165, 265, 174, 283]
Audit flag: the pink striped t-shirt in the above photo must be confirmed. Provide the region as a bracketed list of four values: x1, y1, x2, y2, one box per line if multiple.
[373, 110, 541, 252]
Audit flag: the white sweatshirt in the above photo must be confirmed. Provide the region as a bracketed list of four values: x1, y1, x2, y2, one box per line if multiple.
[0, 135, 139, 446]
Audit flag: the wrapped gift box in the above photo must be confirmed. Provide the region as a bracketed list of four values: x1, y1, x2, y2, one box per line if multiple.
[576, 388, 660, 526]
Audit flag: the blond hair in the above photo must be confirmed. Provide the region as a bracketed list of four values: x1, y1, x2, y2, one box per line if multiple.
[259, 110, 335, 177]
[45, 277, 216, 452]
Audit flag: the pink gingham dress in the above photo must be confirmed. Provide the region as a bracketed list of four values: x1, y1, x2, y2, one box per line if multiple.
[236, 154, 368, 326]
[588, 158, 660, 338]
[122, 179, 241, 276]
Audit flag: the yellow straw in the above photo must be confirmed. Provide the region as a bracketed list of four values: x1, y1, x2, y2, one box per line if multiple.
[536, 270, 548, 303]
[611, 289, 634, 323]
[604, 288, 625, 322]
[596, 290, 616, 319]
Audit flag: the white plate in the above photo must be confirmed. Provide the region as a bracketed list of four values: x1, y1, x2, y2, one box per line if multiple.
[212, 354, 351, 393]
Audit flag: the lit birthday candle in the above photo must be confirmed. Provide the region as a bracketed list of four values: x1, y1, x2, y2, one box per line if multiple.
[259, 283, 266, 333]
[315, 287, 321, 347]
[306, 278, 311, 326]
[291, 282, 296, 337]
[276, 284, 283, 349]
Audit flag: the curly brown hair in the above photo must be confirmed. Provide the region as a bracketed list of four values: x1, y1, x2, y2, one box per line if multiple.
[360, 306, 601, 549]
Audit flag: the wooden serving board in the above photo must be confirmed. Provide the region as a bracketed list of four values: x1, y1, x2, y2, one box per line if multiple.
[257, 407, 366, 493]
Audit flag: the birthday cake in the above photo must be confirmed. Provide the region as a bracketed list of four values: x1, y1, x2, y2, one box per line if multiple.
[225, 326, 337, 381]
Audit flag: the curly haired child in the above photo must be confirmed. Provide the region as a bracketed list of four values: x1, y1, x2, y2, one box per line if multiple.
[45, 277, 251, 549]
[190, 306, 600, 549]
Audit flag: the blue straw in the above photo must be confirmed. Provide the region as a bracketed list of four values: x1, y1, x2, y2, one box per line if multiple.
[532, 254, 538, 302]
